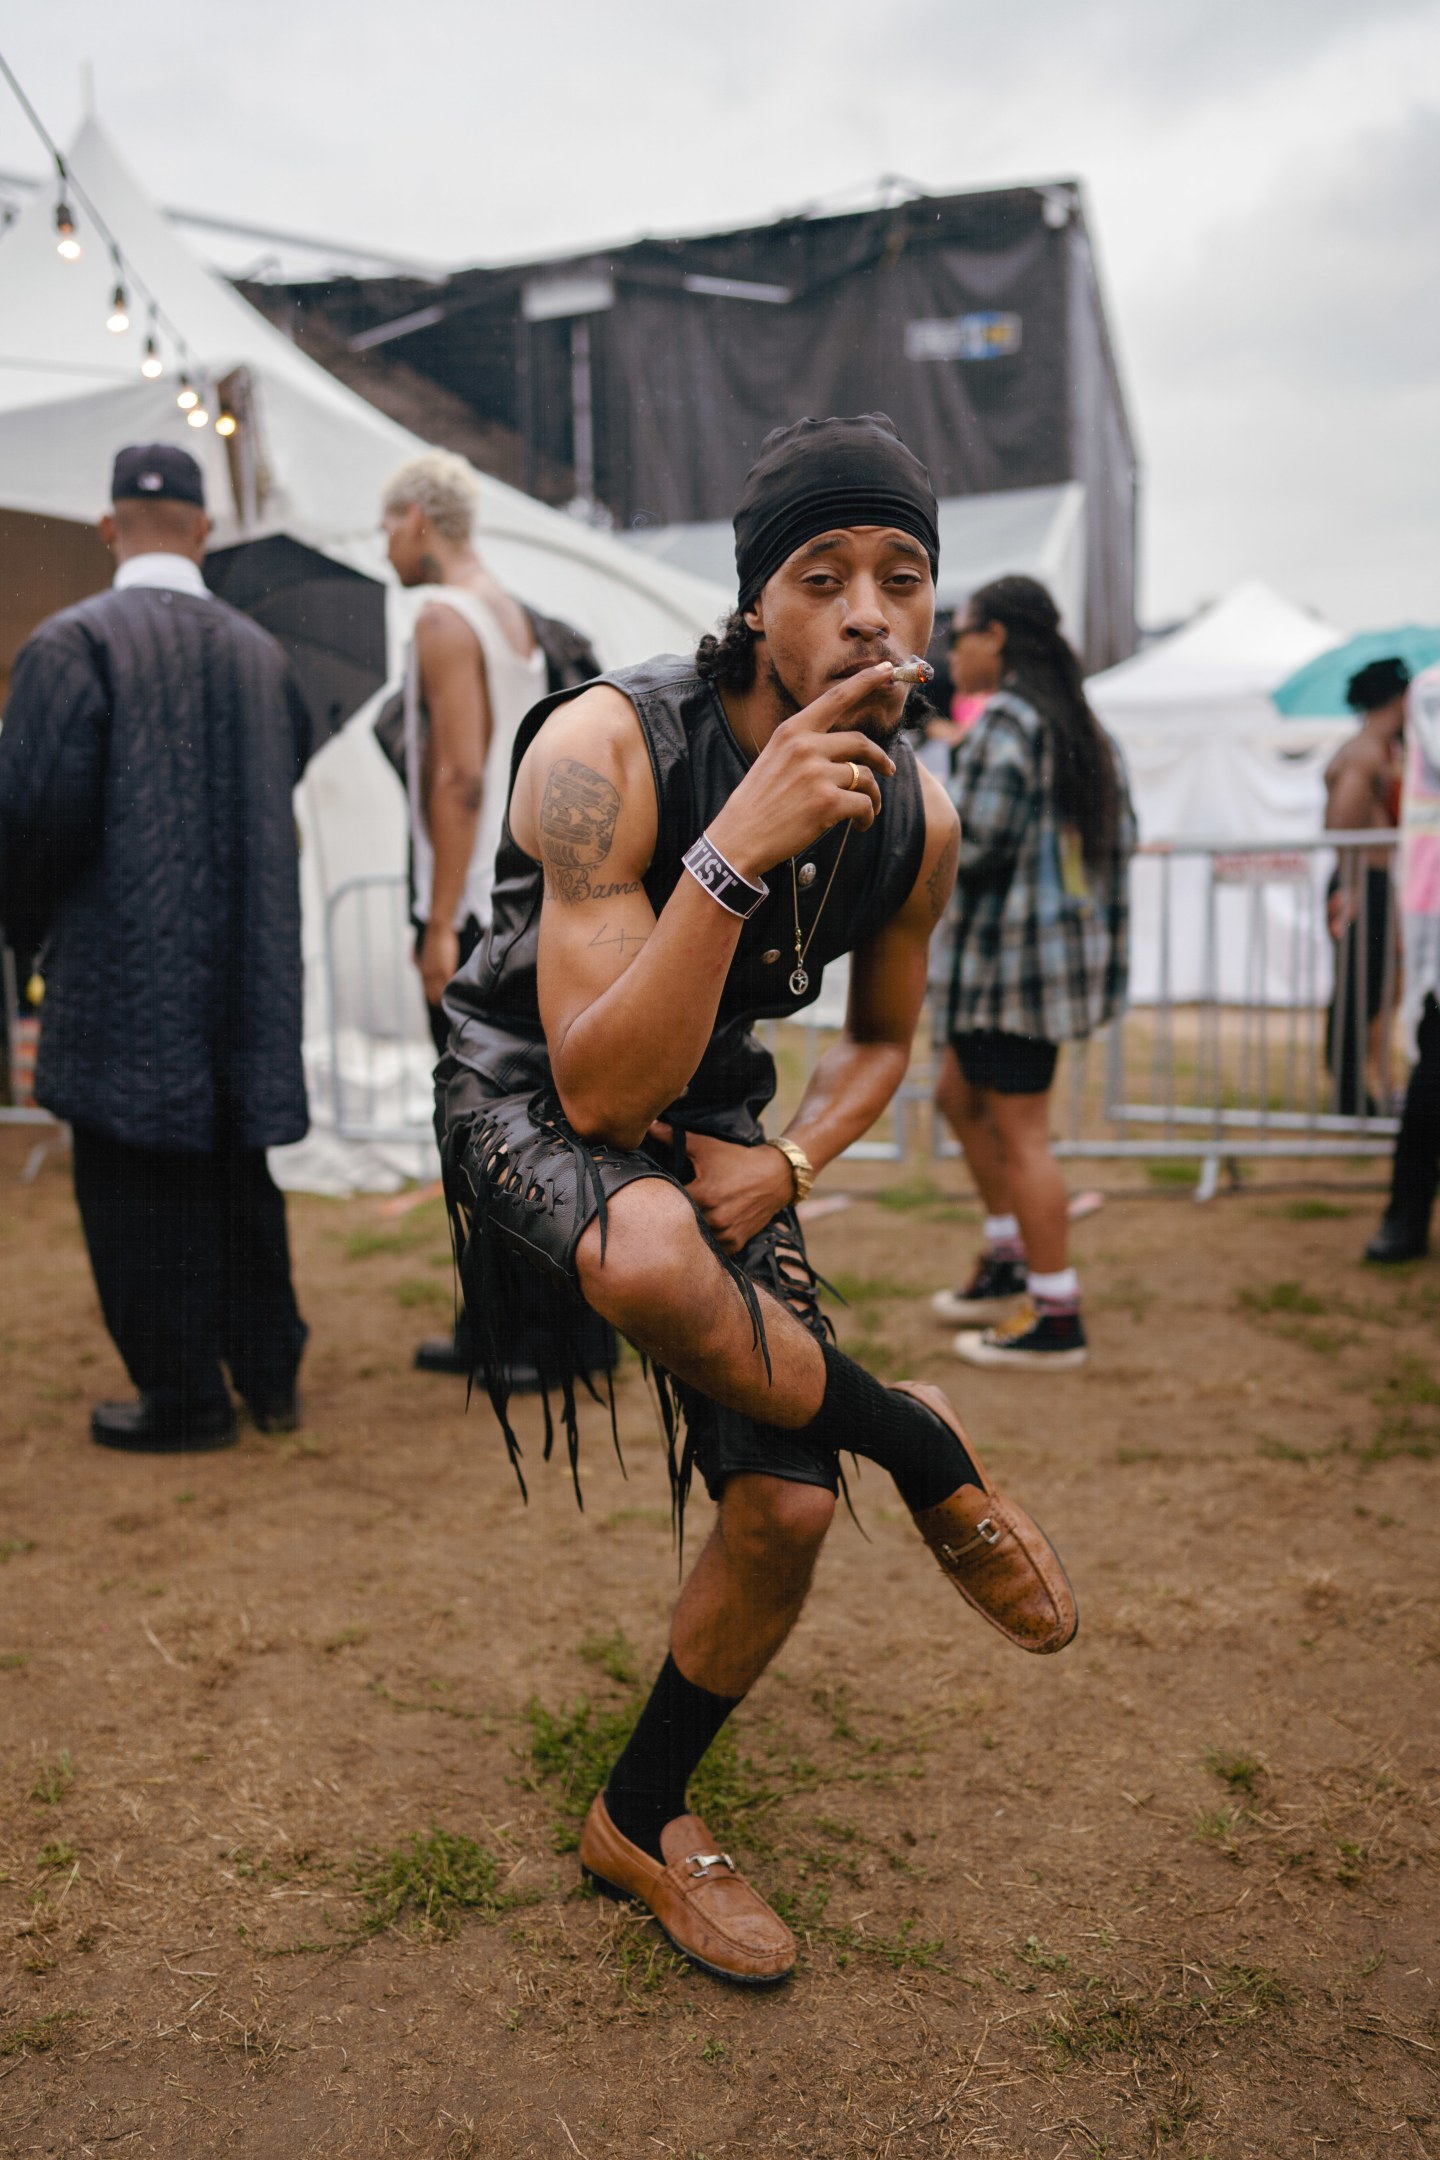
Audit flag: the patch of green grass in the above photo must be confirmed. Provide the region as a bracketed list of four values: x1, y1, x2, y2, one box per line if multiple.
[1145, 1161, 1200, 1187]
[341, 1210, 445, 1261]
[1366, 1359, 1440, 1460]
[1211, 1963, 1287, 2015]
[0, 1652, 27, 1671]
[0, 2009, 78, 2059]
[322, 1625, 369, 1654]
[823, 1272, 914, 1305]
[1019, 1934, 1070, 1972]
[527, 1683, 779, 1855]
[874, 1177, 947, 1211]
[0, 1537, 36, 1563]
[354, 1827, 533, 1938]
[1205, 1748, 1264, 1796]
[847, 1336, 900, 1377]
[29, 1751, 73, 1806]
[1280, 1199, 1353, 1221]
[1236, 1280, 1324, 1316]
[1193, 1806, 1243, 1860]
[579, 1627, 640, 1686]
[832, 1916, 946, 1971]
[36, 1842, 76, 1872]
[391, 1277, 450, 1311]
[1365, 1416, 1440, 1463]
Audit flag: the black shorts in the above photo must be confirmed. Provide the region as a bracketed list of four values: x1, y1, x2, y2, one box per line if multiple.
[952, 1029, 1058, 1095]
[441, 1083, 837, 1510]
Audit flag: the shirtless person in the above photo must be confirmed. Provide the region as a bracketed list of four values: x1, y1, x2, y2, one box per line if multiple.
[1324, 658, 1408, 1116]
[437, 416, 1076, 1986]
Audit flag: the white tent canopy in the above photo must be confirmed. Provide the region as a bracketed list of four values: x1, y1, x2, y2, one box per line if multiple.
[1088, 582, 1350, 1004]
[0, 122, 731, 1191]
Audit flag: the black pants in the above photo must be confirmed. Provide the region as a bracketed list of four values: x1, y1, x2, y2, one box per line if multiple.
[1385, 993, 1440, 1237]
[72, 1124, 307, 1422]
[1326, 868, 1393, 1116]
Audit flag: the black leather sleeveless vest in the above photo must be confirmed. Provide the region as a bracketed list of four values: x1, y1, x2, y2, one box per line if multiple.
[442, 655, 927, 1142]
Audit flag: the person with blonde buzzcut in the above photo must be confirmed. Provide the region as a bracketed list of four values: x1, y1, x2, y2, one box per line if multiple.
[382, 453, 549, 1372]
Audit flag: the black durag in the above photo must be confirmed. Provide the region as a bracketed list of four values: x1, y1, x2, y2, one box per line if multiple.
[733, 412, 939, 609]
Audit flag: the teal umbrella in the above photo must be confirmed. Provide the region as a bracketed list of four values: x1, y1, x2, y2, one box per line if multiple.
[1273, 627, 1440, 717]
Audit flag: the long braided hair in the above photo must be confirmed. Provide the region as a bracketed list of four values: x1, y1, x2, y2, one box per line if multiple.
[968, 575, 1120, 869]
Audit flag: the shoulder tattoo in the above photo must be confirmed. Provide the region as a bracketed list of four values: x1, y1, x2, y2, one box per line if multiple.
[539, 757, 624, 904]
[925, 823, 960, 924]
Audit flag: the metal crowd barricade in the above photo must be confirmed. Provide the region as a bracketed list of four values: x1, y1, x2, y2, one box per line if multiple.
[1042, 830, 1401, 1190]
[320, 836, 1404, 1187]
[2, 942, 62, 1182]
[322, 875, 437, 1145]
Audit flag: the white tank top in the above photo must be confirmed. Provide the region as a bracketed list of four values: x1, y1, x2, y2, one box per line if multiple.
[404, 585, 547, 930]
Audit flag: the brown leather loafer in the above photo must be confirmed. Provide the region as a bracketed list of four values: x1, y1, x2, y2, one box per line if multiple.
[578, 1794, 795, 1986]
[890, 1381, 1078, 1655]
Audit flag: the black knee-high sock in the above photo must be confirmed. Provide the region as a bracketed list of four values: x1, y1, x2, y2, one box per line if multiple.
[604, 1654, 740, 1862]
[783, 1341, 982, 1511]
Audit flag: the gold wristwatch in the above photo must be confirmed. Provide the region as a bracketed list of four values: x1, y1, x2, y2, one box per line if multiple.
[769, 1134, 814, 1204]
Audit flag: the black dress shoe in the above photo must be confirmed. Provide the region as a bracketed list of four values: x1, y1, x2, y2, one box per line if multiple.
[413, 1336, 547, 1392]
[91, 1396, 237, 1454]
[1364, 1216, 1429, 1264]
[248, 1392, 301, 1433]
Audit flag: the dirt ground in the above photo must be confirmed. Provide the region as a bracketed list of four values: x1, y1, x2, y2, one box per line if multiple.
[1, 1125, 1436, 2160]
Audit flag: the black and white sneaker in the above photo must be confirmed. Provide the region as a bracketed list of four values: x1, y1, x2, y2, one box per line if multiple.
[931, 1253, 1029, 1324]
[953, 1299, 1089, 1371]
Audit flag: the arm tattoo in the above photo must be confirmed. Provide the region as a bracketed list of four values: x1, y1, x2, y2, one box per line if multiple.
[539, 757, 623, 904]
[925, 824, 960, 925]
[589, 919, 649, 956]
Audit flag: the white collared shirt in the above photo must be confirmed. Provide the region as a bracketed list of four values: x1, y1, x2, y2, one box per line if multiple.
[113, 553, 211, 600]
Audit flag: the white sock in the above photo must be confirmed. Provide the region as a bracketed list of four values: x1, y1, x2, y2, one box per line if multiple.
[983, 1214, 1021, 1247]
[1028, 1266, 1079, 1305]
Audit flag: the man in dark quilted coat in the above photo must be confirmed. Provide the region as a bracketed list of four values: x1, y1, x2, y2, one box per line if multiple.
[0, 444, 314, 1452]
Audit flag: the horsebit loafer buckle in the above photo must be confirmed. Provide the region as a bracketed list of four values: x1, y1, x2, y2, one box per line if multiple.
[687, 1851, 736, 1879]
[939, 1517, 1002, 1567]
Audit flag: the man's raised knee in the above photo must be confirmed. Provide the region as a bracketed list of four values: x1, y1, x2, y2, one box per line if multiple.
[575, 1179, 704, 1331]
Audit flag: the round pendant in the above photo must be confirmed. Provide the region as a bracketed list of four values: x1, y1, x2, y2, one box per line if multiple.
[797, 861, 817, 888]
[789, 966, 809, 996]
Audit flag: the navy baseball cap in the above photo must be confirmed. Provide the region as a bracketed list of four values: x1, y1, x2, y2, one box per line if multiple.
[111, 442, 206, 509]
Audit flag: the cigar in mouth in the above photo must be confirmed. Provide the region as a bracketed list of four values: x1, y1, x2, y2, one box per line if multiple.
[889, 657, 935, 685]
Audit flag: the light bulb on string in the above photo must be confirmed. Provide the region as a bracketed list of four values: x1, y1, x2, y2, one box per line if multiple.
[176, 373, 199, 412]
[187, 387, 211, 429]
[140, 311, 163, 378]
[106, 253, 130, 335]
[54, 198, 81, 260]
[215, 406, 238, 438]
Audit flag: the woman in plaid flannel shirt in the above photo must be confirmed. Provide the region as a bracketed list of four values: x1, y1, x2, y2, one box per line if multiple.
[930, 577, 1136, 1369]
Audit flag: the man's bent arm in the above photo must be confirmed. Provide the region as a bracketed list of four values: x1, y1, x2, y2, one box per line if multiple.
[418, 604, 491, 931]
[782, 769, 959, 1173]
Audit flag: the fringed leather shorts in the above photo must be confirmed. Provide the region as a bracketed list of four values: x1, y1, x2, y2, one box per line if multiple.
[440, 1083, 836, 1516]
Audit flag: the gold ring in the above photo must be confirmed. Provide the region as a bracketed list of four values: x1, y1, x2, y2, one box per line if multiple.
[845, 760, 862, 791]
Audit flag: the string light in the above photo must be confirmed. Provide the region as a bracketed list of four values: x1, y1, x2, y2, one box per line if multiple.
[106, 249, 130, 334]
[187, 380, 211, 428]
[54, 195, 81, 260]
[176, 373, 199, 411]
[215, 405, 238, 438]
[140, 304, 163, 377]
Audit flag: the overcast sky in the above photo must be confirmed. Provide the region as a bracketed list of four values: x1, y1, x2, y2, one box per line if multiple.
[3, 0, 1437, 630]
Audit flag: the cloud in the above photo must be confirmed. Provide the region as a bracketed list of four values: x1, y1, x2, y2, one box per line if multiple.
[1134, 103, 1440, 621]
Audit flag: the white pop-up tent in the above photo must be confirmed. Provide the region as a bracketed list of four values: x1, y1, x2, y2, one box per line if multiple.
[0, 122, 731, 1189]
[1087, 581, 1350, 1003]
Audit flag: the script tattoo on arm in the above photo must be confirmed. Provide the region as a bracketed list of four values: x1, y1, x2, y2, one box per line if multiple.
[538, 757, 624, 903]
[925, 824, 960, 926]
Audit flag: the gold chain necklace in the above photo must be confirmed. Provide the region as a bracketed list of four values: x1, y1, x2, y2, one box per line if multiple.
[738, 711, 851, 997]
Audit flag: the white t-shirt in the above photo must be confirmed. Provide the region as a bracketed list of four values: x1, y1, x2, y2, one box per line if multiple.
[404, 586, 546, 931]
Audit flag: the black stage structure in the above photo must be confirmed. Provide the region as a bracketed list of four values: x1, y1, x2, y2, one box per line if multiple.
[243, 182, 1138, 668]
